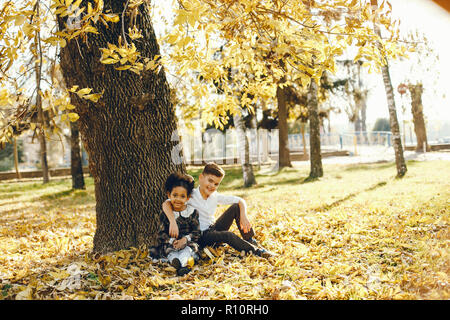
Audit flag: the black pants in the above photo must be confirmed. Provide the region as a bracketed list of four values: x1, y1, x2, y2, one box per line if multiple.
[199, 203, 257, 253]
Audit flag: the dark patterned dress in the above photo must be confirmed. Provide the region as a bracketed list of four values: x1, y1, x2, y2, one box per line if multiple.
[158, 205, 201, 258]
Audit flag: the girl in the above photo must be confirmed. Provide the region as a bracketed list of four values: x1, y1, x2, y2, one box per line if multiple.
[158, 173, 200, 276]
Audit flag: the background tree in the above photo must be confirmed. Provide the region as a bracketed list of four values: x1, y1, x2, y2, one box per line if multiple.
[373, 117, 391, 132]
[370, 0, 407, 177]
[397, 31, 440, 152]
[306, 79, 323, 179]
[0, 140, 23, 172]
[407, 83, 429, 152]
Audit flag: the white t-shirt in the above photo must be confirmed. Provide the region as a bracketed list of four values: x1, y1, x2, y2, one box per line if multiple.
[188, 187, 242, 231]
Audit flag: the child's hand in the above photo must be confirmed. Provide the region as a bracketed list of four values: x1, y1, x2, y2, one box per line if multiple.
[169, 220, 179, 238]
[173, 237, 187, 250]
[240, 215, 252, 234]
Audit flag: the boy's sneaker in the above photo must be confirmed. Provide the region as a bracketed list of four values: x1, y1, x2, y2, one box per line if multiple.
[248, 238, 259, 247]
[177, 267, 191, 276]
[255, 248, 275, 259]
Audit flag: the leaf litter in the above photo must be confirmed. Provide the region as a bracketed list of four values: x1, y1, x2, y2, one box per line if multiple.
[0, 161, 449, 299]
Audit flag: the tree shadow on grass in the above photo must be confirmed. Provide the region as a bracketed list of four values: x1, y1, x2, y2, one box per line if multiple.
[342, 160, 422, 172]
[311, 181, 388, 212]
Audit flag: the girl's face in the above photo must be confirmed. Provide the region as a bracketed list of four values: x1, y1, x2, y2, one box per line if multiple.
[167, 186, 189, 211]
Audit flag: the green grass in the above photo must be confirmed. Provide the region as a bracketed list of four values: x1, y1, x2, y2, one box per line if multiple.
[0, 160, 448, 300]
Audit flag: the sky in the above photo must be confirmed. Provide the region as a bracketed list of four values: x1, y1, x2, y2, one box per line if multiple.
[360, 0, 450, 130]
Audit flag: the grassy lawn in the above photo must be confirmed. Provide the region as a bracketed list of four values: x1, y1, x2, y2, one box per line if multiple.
[0, 160, 448, 299]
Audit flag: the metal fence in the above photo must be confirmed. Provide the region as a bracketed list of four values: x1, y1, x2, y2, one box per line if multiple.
[179, 129, 395, 164]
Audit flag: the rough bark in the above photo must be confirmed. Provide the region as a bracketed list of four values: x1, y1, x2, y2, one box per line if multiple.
[276, 81, 292, 169]
[233, 111, 256, 187]
[380, 63, 407, 177]
[371, 0, 407, 178]
[408, 83, 429, 152]
[307, 80, 323, 179]
[58, 1, 184, 253]
[70, 121, 85, 189]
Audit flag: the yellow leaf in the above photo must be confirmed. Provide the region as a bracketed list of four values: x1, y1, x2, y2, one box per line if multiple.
[83, 93, 102, 102]
[203, 247, 215, 260]
[69, 85, 79, 92]
[49, 270, 70, 280]
[101, 58, 118, 64]
[76, 88, 92, 96]
[14, 15, 25, 26]
[15, 287, 33, 300]
[68, 112, 80, 122]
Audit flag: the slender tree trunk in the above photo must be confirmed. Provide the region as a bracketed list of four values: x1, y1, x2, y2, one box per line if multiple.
[300, 121, 308, 159]
[308, 80, 323, 179]
[34, 1, 49, 184]
[13, 137, 21, 180]
[360, 96, 368, 143]
[371, 0, 407, 178]
[276, 81, 292, 169]
[234, 111, 256, 187]
[354, 112, 362, 143]
[408, 83, 429, 152]
[380, 63, 407, 177]
[58, 1, 184, 253]
[70, 121, 85, 189]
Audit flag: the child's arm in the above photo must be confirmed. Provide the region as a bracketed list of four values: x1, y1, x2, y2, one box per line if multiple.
[238, 198, 251, 234]
[162, 200, 179, 238]
[217, 193, 252, 233]
[173, 210, 200, 250]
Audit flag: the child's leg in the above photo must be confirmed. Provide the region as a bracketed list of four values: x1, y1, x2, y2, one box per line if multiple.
[200, 229, 257, 254]
[167, 247, 195, 267]
[213, 203, 255, 241]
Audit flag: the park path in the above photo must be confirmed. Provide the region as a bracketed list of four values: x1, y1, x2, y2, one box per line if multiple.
[293, 147, 450, 166]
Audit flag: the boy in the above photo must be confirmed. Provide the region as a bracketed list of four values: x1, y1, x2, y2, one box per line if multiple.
[162, 162, 273, 259]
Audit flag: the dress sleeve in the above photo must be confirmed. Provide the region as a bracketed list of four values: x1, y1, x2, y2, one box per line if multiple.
[158, 211, 171, 249]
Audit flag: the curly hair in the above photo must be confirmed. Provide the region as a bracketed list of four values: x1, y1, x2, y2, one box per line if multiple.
[164, 172, 195, 196]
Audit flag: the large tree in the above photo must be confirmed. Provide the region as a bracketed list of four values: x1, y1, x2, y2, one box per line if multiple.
[57, 1, 184, 253]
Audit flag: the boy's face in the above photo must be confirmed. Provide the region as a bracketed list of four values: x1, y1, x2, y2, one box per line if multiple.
[167, 186, 189, 212]
[199, 173, 223, 197]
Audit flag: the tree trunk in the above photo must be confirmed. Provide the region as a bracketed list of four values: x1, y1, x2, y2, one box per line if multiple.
[300, 121, 308, 159]
[380, 64, 407, 177]
[233, 111, 256, 187]
[371, 0, 407, 178]
[308, 80, 323, 179]
[58, 1, 184, 253]
[70, 121, 85, 189]
[354, 111, 362, 143]
[276, 81, 292, 169]
[34, 1, 49, 184]
[408, 83, 429, 152]
[13, 137, 21, 180]
[360, 95, 368, 143]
